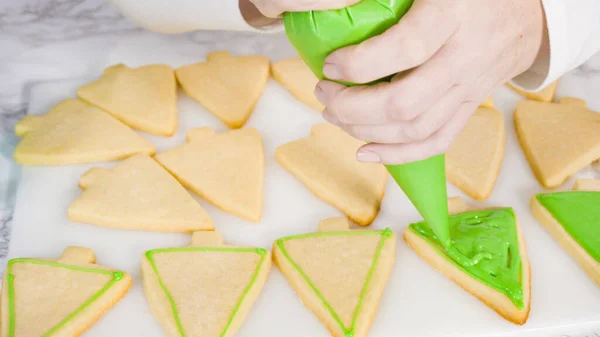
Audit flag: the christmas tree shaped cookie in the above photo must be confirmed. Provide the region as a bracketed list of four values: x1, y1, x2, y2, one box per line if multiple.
[446, 107, 505, 200]
[142, 231, 271, 337]
[405, 197, 531, 324]
[508, 80, 558, 102]
[1, 247, 131, 337]
[68, 154, 213, 232]
[175, 51, 270, 129]
[532, 179, 600, 285]
[276, 124, 387, 226]
[77, 64, 178, 136]
[271, 57, 324, 111]
[155, 127, 264, 222]
[480, 95, 494, 109]
[515, 97, 600, 188]
[14, 99, 155, 165]
[273, 218, 396, 337]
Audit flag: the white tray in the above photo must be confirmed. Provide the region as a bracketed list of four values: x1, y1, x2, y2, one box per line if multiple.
[8, 50, 600, 337]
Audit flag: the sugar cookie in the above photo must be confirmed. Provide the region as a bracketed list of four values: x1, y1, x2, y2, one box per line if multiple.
[68, 154, 213, 232]
[175, 51, 270, 129]
[156, 127, 264, 222]
[276, 124, 387, 226]
[271, 57, 324, 111]
[273, 218, 396, 337]
[142, 231, 271, 337]
[508, 80, 558, 102]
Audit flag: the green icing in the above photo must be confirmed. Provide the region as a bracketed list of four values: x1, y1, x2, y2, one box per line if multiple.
[5, 258, 124, 337]
[409, 209, 524, 308]
[145, 247, 268, 337]
[537, 191, 600, 262]
[276, 228, 392, 337]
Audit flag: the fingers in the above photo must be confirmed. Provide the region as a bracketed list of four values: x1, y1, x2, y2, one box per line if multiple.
[337, 84, 467, 144]
[323, 1, 459, 84]
[356, 101, 478, 164]
[316, 42, 462, 125]
[249, 0, 361, 18]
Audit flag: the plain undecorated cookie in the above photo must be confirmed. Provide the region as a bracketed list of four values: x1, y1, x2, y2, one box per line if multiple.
[175, 51, 270, 129]
[273, 218, 396, 337]
[508, 80, 558, 102]
[514, 97, 600, 188]
[1, 247, 131, 337]
[271, 57, 324, 111]
[14, 99, 155, 165]
[68, 154, 213, 232]
[446, 107, 505, 200]
[276, 124, 387, 226]
[156, 127, 264, 222]
[142, 231, 271, 337]
[77, 64, 178, 136]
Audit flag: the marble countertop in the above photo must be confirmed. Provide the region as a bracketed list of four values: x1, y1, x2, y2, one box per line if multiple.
[1, 0, 599, 272]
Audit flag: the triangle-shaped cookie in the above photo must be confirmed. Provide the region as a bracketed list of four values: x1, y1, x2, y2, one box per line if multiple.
[14, 98, 155, 165]
[480, 95, 494, 109]
[77, 64, 178, 136]
[68, 154, 213, 232]
[532, 179, 600, 285]
[508, 80, 558, 102]
[175, 51, 270, 129]
[446, 107, 505, 200]
[514, 97, 600, 188]
[273, 218, 395, 337]
[142, 231, 271, 337]
[271, 57, 324, 111]
[404, 197, 531, 324]
[276, 124, 388, 226]
[1, 247, 131, 336]
[155, 127, 264, 222]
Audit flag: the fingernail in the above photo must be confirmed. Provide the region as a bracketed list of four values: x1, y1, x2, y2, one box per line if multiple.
[323, 63, 341, 80]
[357, 151, 381, 163]
[314, 85, 326, 104]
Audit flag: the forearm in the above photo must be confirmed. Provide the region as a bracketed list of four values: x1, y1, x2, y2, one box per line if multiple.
[108, 0, 282, 34]
[512, 0, 600, 90]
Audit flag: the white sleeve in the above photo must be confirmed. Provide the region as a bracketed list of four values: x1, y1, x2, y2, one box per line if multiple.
[511, 0, 600, 91]
[107, 0, 283, 34]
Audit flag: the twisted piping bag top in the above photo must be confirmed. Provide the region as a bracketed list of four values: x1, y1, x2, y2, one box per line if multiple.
[284, 0, 451, 247]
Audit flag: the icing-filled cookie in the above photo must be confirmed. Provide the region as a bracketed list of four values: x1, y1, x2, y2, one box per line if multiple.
[514, 97, 600, 188]
[1, 247, 131, 337]
[68, 154, 213, 232]
[142, 231, 271, 337]
[404, 197, 531, 324]
[155, 127, 264, 222]
[532, 179, 600, 286]
[507, 80, 558, 102]
[446, 107, 505, 200]
[276, 124, 387, 226]
[273, 218, 396, 337]
[271, 57, 324, 111]
[77, 64, 178, 136]
[14, 99, 155, 165]
[175, 51, 270, 129]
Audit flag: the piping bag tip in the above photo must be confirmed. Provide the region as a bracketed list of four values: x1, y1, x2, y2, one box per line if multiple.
[386, 154, 450, 247]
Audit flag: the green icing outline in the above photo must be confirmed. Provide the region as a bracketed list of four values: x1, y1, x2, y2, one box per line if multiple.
[275, 228, 392, 337]
[408, 208, 524, 309]
[145, 247, 268, 337]
[5, 258, 125, 337]
[536, 191, 600, 262]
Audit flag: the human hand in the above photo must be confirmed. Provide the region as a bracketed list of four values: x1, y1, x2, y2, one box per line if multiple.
[248, 0, 360, 18]
[309, 0, 545, 164]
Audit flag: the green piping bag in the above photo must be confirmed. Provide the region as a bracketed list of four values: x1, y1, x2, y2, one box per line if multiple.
[284, 0, 450, 247]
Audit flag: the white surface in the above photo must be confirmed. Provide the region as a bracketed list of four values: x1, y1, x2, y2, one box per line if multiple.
[8, 66, 600, 337]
